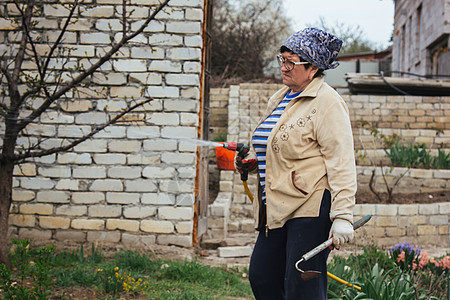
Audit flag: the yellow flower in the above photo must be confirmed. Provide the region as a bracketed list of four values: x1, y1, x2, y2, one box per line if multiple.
[97, 268, 102, 272]
[114, 267, 119, 271]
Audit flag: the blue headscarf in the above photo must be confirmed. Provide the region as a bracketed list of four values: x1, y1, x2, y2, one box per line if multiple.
[282, 28, 343, 70]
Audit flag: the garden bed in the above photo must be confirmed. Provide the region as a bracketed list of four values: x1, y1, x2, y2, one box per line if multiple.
[356, 190, 450, 204]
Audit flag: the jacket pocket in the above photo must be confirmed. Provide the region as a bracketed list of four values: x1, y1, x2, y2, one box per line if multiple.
[291, 170, 309, 196]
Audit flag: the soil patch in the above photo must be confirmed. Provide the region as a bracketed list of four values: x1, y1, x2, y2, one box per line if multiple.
[356, 190, 449, 204]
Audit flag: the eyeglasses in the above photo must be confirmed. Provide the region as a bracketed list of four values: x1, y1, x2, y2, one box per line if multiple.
[276, 54, 309, 71]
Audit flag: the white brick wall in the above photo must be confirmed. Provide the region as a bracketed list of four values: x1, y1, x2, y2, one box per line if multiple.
[6, 0, 206, 250]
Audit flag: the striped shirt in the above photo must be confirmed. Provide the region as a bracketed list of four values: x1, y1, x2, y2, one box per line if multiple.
[252, 90, 301, 203]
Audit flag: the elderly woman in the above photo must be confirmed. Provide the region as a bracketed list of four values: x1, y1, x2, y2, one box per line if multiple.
[235, 28, 357, 299]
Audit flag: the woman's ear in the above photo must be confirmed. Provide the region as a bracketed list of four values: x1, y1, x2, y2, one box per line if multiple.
[309, 65, 319, 80]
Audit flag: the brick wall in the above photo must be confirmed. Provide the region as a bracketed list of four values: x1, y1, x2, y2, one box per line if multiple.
[3, 0, 205, 248]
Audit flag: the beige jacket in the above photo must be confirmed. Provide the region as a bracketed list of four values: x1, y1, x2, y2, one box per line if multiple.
[252, 77, 356, 230]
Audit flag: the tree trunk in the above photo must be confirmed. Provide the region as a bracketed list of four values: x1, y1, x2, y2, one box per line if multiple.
[0, 160, 14, 267]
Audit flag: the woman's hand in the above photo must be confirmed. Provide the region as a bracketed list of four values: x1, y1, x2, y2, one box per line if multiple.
[234, 152, 257, 175]
[329, 219, 354, 250]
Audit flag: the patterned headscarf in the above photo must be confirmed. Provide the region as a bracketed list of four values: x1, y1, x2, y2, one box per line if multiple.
[282, 28, 343, 70]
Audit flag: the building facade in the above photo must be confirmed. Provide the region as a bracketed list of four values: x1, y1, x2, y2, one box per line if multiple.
[392, 0, 450, 77]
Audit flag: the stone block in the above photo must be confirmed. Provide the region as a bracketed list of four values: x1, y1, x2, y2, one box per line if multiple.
[106, 192, 140, 204]
[385, 227, 406, 237]
[141, 193, 175, 205]
[87, 231, 121, 243]
[14, 163, 37, 176]
[73, 167, 107, 179]
[9, 214, 36, 227]
[142, 166, 176, 179]
[21, 178, 55, 190]
[57, 125, 91, 138]
[418, 204, 439, 215]
[417, 225, 436, 235]
[439, 203, 450, 214]
[71, 219, 105, 230]
[39, 216, 70, 229]
[12, 190, 35, 202]
[55, 230, 86, 242]
[58, 153, 92, 164]
[123, 207, 156, 219]
[106, 219, 140, 232]
[75, 112, 108, 125]
[141, 220, 174, 233]
[126, 126, 160, 139]
[93, 154, 126, 165]
[108, 166, 142, 179]
[167, 47, 201, 60]
[73, 140, 108, 153]
[18, 228, 52, 240]
[159, 179, 194, 193]
[55, 179, 82, 191]
[175, 221, 193, 234]
[375, 216, 398, 227]
[398, 204, 419, 215]
[72, 192, 104, 204]
[157, 234, 192, 247]
[90, 179, 123, 191]
[124, 180, 158, 192]
[37, 166, 71, 178]
[55, 205, 87, 216]
[80, 32, 112, 44]
[122, 233, 156, 246]
[88, 205, 122, 218]
[429, 215, 449, 225]
[158, 207, 193, 220]
[20, 204, 53, 215]
[218, 246, 252, 258]
[60, 100, 93, 112]
[36, 191, 70, 203]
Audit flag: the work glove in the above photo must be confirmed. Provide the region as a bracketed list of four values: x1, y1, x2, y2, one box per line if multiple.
[234, 152, 257, 175]
[329, 219, 354, 250]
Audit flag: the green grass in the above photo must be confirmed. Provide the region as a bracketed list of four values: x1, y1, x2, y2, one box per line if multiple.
[1, 240, 253, 299]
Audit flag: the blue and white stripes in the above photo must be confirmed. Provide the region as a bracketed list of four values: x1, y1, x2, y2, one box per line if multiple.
[252, 90, 301, 203]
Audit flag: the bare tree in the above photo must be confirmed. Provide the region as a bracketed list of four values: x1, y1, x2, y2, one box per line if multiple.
[0, 0, 170, 266]
[308, 16, 378, 53]
[211, 0, 292, 85]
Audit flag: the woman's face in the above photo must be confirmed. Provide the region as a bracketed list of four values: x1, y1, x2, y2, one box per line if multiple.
[280, 52, 318, 93]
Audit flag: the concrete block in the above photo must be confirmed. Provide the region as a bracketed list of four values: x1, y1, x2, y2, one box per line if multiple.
[14, 163, 36, 176]
[93, 154, 126, 165]
[55, 179, 82, 191]
[164, 99, 197, 112]
[218, 246, 252, 258]
[90, 179, 123, 191]
[12, 190, 35, 202]
[159, 179, 194, 193]
[375, 216, 397, 227]
[143, 166, 176, 179]
[73, 167, 107, 179]
[158, 207, 193, 220]
[36, 191, 70, 203]
[87, 231, 121, 243]
[106, 219, 140, 232]
[58, 153, 92, 164]
[124, 180, 158, 192]
[18, 228, 52, 240]
[147, 86, 179, 98]
[55, 230, 86, 242]
[72, 192, 104, 204]
[149, 59, 182, 72]
[157, 234, 192, 247]
[122, 233, 156, 246]
[142, 193, 175, 205]
[106, 192, 140, 204]
[21, 178, 55, 190]
[418, 204, 439, 215]
[398, 204, 419, 215]
[417, 225, 437, 236]
[108, 166, 142, 179]
[39, 216, 70, 229]
[141, 220, 174, 233]
[75, 112, 107, 125]
[175, 221, 193, 234]
[9, 214, 36, 227]
[20, 204, 53, 215]
[73, 140, 107, 153]
[126, 126, 160, 139]
[123, 206, 157, 219]
[88, 205, 122, 218]
[55, 205, 87, 216]
[71, 219, 105, 230]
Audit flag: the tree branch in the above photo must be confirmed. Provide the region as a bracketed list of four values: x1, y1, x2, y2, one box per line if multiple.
[11, 97, 155, 162]
[15, 0, 170, 133]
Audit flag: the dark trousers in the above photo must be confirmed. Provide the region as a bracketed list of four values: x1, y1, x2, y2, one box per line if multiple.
[249, 190, 332, 300]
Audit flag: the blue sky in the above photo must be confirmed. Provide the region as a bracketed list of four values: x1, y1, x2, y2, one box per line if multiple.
[283, 0, 395, 49]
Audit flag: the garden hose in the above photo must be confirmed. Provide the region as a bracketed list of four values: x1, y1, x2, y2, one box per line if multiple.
[242, 180, 254, 203]
[327, 272, 361, 291]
